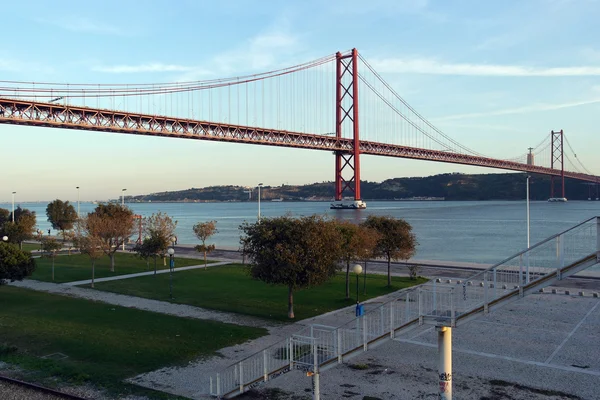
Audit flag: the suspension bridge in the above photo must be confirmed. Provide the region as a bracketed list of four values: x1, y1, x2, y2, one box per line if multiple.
[0, 49, 598, 207]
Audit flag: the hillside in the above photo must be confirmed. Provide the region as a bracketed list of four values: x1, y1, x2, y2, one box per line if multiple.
[128, 173, 598, 202]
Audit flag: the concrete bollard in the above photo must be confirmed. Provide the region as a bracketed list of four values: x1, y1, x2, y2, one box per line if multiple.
[490, 283, 494, 288]
[456, 280, 461, 285]
[436, 278, 441, 283]
[502, 284, 507, 290]
[593, 293, 599, 298]
[467, 281, 472, 286]
[479, 282, 484, 287]
[565, 290, 570, 295]
[539, 288, 545, 293]
[579, 291, 584, 296]
[446, 279, 452, 284]
[514, 285, 519, 290]
[552, 289, 557, 294]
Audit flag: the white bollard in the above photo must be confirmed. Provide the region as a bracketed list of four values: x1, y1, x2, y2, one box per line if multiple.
[437, 326, 452, 400]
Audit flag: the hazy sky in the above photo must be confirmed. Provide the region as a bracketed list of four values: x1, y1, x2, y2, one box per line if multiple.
[1, 0, 599, 202]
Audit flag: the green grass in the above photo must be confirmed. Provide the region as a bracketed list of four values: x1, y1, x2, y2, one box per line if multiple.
[30, 252, 214, 283]
[0, 286, 266, 398]
[92, 264, 427, 321]
[22, 242, 42, 252]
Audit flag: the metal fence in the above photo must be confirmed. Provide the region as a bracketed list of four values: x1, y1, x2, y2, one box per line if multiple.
[209, 217, 599, 398]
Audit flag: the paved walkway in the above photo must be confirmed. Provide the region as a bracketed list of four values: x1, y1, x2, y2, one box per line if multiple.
[63, 261, 231, 286]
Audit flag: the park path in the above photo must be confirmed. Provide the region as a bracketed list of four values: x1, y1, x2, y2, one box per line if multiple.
[63, 261, 231, 286]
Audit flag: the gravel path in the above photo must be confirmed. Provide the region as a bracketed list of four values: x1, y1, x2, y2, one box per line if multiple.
[0, 381, 64, 400]
[9, 278, 277, 329]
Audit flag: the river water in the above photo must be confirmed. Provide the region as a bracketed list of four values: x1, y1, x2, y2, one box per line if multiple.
[4, 200, 600, 266]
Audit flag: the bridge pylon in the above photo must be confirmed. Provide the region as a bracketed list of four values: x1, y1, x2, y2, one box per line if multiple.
[334, 49, 362, 205]
[550, 130, 565, 199]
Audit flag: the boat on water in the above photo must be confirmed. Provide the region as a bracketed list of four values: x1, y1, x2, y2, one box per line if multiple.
[271, 198, 283, 202]
[330, 200, 367, 210]
[548, 197, 568, 202]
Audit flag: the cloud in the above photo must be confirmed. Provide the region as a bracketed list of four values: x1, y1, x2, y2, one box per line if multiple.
[434, 98, 600, 121]
[92, 63, 201, 74]
[37, 16, 124, 36]
[370, 57, 600, 76]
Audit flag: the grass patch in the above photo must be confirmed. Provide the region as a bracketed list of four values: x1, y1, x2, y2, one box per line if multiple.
[30, 252, 214, 283]
[22, 242, 42, 252]
[0, 286, 265, 398]
[348, 363, 370, 370]
[92, 264, 427, 321]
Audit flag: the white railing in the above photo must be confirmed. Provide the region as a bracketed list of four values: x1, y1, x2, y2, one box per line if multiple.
[209, 217, 600, 398]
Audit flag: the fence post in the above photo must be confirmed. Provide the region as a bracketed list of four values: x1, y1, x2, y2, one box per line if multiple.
[337, 328, 342, 363]
[450, 287, 456, 327]
[362, 315, 368, 351]
[289, 338, 293, 371]
[390, 300, 395, 339]
[493, 268, 497, 299]
[519, 254, 523, 285]
[263, 349, 268, 382]
[433, 279, 437, 315]
[380, 306, 384, 335]
[596, 217, 600, 259]
[405, 292, 410, 323]
[239, 362, 243, 394]
[216, 373, 221, 397]
[418, 288, 423, 325]
[210, 376, 213, 395]
[484, 272, 489, 314]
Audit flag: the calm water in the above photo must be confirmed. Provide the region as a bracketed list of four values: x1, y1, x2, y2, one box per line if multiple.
[3, 200, 600, 265]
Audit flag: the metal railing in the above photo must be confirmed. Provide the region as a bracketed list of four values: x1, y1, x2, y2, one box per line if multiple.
[209, 217, 600, 398]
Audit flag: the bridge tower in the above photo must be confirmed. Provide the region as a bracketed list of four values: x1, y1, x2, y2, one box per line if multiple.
[334, 48, 362, 205]
[550, 130, 565, 199]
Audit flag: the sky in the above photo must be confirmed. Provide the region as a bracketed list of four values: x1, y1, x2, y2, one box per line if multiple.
[1, 0, 600, 202]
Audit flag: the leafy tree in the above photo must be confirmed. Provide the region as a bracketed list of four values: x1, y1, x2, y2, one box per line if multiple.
[4, 207, 37, 249]
[0, 208, 9, 228]
[0, 242, 36, 285]
[87, 204, 135, 271]
[336, 221, 379, 299]
[46, 200, 78, 241]
[240, 215, 343, 319]
[193, 220, 218, 267]
[74, 231, 104, 288]
[41, 237, 62, 281]
[133, 235, 165, 275]
[361, 216, 417, 287]
[142, 212, 177, 270]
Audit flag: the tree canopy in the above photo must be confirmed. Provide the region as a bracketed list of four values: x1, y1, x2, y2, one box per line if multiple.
[0, 242, 36, 284]
[337, 221, 379, 299]
[87, 204, 135, 271]
[193, 220, 218, 266]
[1, 207, 37, 249]
[361, 215, 417, 287]
[240, 215, 343, 318]
[46, 199, 78, 236]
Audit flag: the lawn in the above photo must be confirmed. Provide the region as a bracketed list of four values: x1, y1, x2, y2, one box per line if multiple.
[30, 252, 213, 283]
[91, 264, 428, 321]
[22, 242, 42, 252]
[0, 286, 266, 398]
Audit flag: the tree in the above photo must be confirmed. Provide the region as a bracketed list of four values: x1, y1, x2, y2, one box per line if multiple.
[133, 235, 165, 275]
[4, 207, 37, 249]
[193, 221, 218, 267]
[142, 212, 177, 271]
[361, 216, 417, 287]
[46, 200, 78, 241]
[0, 208, 9, 228]
[240, 215, 343, 319]
[41, 237, 62, 281]
[87, 204, 135, 272]
[336, 221, 379, 299]
[0, 242, 36, 285]
[74, 230, 104, 288]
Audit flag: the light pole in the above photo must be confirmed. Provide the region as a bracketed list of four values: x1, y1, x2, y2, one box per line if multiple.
[2, 236, 7, 242]
[353, 264, 363, 316]
[76, 186, 80, 218]
[168, 239, 175, 299]
[257, 183, 263, 221]
[121, 188, 127, 250]
[11, 192, 16, 222]
[525, 175, 531, 284]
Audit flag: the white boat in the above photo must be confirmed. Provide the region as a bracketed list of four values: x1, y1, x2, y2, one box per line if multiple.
[548, 197, 568, 202]
[330, 200, 367, 209]
[271, 198, 283, 202]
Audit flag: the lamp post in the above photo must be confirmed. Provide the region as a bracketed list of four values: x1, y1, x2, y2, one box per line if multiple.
[11, 192, 16, 222]
[168, 237, 176, 299]
[353, 264, 363, 317]
[525, 175, 531, 284]
[121, 189, 127, 250]
[76, 186, 80, 218]
[2, 236, 7, 242]
[257, 183, 263, 221]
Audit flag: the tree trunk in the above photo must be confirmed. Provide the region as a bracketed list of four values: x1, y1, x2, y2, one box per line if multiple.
[146, 259, 149, 270]
[204, 251, 207, 268]
[387, 256, 392, 287]
[91, 260, 95, 288]
[345, 261, 350, 299]
[110, 253, 115, 272]
[154, 256, 157, 275]
[288, 285, 295, 319]
[363, 261, 367, 295]
[19, 241, 23, 250]
[52, 257, 55, 281]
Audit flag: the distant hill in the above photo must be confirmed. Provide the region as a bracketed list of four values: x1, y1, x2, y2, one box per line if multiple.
[128, 173, 599, 202]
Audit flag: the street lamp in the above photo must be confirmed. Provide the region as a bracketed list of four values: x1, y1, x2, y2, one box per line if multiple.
[526, 175, 530, 249]
[257, 183, 264, 221]
[2, 236, 7, 242]
[13, 192, 15, 223]
[121, 189, 127, 250]
[168, 245, 175, 299]
[76, 186, 80, 218]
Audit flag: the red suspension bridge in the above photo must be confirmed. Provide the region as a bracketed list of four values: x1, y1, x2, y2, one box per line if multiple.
[0, 48, 597, 207]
